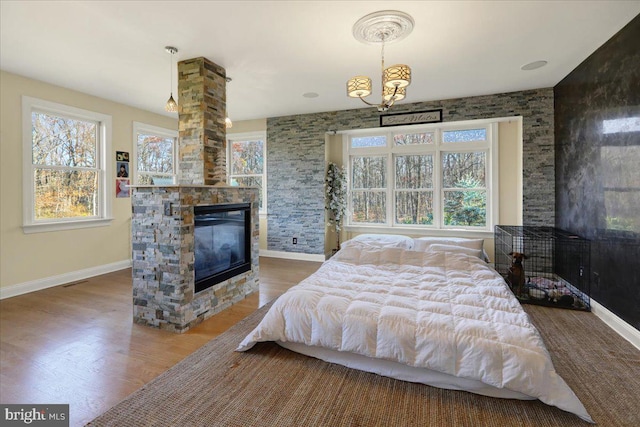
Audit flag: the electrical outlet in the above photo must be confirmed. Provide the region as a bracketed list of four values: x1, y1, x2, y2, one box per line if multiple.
[292, 237, 297, 244]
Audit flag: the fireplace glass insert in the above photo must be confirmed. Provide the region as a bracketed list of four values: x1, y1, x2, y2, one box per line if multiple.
[194, 203, 251, 293]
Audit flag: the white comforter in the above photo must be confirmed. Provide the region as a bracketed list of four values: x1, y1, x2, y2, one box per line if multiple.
[238, 242, 592, 422]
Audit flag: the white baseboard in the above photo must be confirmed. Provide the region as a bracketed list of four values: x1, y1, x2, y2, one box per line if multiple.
[259, 249, 325, 262]
[0, 260, 132, 300]
[591, 298, 640, 351]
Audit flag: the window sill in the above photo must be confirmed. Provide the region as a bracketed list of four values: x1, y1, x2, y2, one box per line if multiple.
[23, 218, 114, 234]
[344, 225, 495, 239]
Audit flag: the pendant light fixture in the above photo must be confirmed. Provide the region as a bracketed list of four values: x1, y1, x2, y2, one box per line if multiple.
[346, 11, 414, 112]
[225, 77, 233, 129]
[164, 46, 178, 112]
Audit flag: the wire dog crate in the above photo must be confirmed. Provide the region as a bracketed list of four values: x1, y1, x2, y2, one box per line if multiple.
[494, 226, 591, 311]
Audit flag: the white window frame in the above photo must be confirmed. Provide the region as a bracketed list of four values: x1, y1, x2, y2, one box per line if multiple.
[132, 122, 178, 185]
[343, 118, 500, 236]
[22, 96, 113, 234]
[226, 131, 267, 214]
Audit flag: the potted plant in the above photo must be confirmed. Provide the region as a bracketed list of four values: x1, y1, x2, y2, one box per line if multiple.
[325, 162, 347, 253]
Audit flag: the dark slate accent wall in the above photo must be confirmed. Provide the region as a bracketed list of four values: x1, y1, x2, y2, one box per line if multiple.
[267, 88, 554, 255]
[555, 15, 640, 330]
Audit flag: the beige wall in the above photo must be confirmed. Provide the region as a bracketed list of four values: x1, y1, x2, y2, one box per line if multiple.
[498, 119, 523, 226]
[227, 118, 266, 135]
[0, 71, 178, 290]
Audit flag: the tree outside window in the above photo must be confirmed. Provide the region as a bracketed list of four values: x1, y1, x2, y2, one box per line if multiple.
[395, 154, 434, 225]
[351, 156, 386, 224]
[133, 123, 177, 186]
[228, 133, 266, 212]
[31, 111, 99, 219]
[442, 152, 487, 227]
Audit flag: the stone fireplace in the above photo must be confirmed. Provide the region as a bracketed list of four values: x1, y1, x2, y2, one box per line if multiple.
[131, 57, 259, 333]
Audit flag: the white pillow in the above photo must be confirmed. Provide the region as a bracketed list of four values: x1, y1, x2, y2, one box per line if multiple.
[413, 237, 484, 252]
[349, 233, 414, 249]
[428, 243, 484, 259]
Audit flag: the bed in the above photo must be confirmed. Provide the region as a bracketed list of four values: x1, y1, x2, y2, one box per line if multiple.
[237, 235, 593, 423]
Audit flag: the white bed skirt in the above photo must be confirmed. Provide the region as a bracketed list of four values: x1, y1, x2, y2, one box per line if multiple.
[277, 341, 535, 400]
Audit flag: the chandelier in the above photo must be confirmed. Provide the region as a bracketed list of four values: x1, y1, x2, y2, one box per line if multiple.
[165, 46, 178, 112]
[346, 11, 414, 112]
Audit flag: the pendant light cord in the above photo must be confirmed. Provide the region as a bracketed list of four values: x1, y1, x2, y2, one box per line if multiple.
[169, 51, 173, 97]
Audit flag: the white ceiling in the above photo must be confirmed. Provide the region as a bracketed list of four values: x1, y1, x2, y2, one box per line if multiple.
[1, 1, 639, 122]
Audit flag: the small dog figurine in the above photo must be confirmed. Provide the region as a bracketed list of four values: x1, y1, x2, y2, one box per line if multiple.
[508, 252, 528, 297]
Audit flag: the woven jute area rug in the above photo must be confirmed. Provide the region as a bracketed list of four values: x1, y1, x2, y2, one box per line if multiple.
[86, 303, 640, 427]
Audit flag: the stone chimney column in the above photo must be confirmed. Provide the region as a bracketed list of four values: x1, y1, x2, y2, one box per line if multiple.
[177, 57, 227, 185]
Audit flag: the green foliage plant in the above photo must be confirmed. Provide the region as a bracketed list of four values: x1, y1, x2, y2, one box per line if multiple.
[325, 162, 347, 250]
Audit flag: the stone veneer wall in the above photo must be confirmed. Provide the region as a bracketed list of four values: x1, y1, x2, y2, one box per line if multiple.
[267, 88, 554, 254]
[132, 185, 259, 333]
[178, 57, 227, 185]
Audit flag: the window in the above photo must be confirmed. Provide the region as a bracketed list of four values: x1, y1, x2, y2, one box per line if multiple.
[395, 153, 434, 225]
[133, 122, 178, 185]
[442, 152, 486, 226]
[22, 96, 112, 233]
[351, 155, 387, 223]
[345, 119, 498, 232]
[227, 132, 267, 213]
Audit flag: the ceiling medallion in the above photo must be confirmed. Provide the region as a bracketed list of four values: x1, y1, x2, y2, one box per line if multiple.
[352, 10, 414, 45]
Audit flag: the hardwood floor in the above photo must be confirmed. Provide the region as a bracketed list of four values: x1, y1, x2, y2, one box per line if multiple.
[0, 257, 321, 427]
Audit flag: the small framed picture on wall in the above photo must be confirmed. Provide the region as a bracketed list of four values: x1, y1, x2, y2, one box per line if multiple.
[116, 151, 130, 162]
[117, 161, 129, 178]
[116, 179, 130, 198]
